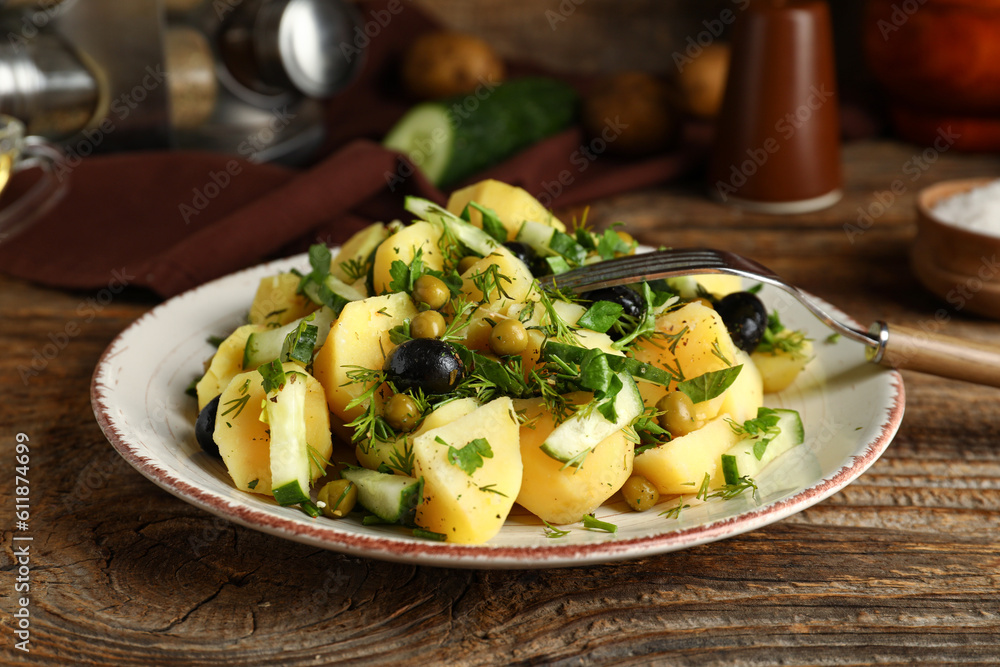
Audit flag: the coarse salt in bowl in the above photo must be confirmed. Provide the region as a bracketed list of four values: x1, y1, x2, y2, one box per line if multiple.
[912, 178, 1000, 320]
[930, 178, 1000, 239]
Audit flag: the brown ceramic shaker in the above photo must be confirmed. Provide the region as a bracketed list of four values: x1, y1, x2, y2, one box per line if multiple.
[708, 0, 841, 213]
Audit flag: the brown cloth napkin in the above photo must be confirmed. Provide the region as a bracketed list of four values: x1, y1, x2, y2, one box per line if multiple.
[0, 1, 703, 299]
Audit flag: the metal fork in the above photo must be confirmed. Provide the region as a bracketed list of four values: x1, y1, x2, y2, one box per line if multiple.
[538, 248, 1000, 388]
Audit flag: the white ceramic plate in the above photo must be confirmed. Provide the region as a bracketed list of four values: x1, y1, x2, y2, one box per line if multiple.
[92, 251, 904, 569]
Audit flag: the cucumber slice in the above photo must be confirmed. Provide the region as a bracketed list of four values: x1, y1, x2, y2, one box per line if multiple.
[341, 467, 424, 526]
[384, 77, 579, 187]
[301, 273, 366, 314]
[720, 409, 805, 485]
[516, 220, 558, 256]
[267, 371, 311, 506]
[404, 196, 502, 258]
[517, 220, 588, 266]
[540, 372, 643, 465]
[383, 104, 454, 186]
[243, 306, 336, 369]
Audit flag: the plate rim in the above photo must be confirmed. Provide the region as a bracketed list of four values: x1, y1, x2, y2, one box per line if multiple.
[91, 251, 906, 569]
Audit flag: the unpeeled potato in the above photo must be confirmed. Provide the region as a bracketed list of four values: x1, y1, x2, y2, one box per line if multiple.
[401, 31, 506, 100]
[582, 71, 675, 156]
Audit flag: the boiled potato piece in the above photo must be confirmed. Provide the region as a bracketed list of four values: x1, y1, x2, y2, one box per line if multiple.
[355, 397, 480, 471]
[372, 221, 444, 294]
[631, 301, 740, 422]
[248, 273, 318, 327]
[460, 249, 534, 310]
[412, 397, 521, 544]
[718, 350, 764, 424]
[515, 394, 633, 525]
[752, 336, 814, 393]
[633, 414, 743, 496]
[214, 362, 331, 495]
[446, 179, 565, 235]
[668, 274, 742, 300]
[313, 293, 418, 422]
[331, 223, 387, 284]
[195, 323, 264, 411]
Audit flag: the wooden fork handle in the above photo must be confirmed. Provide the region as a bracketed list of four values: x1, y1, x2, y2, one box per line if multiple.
[872, 322, 1000, 387]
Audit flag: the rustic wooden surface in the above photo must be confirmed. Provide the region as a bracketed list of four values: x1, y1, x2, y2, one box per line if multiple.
[2, 140, 999, 666]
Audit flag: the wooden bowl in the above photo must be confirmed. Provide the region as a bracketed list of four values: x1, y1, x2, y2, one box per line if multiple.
[912, 178, 1000, 319]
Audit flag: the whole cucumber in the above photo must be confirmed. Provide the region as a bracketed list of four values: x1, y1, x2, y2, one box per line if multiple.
[383, 77, 579, 188]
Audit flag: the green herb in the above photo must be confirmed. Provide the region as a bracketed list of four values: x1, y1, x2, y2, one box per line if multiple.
[624, 406, 671, 453]
[342, 366, 395, 444]
[297, 244, 333, 300]
[362, 514, 391, 525]
[220, 393, 251, 419]
[582, 514, 617, 533]
[479, 484, 508, 497]
[747, 283, 763, 294]
[695, 472, 713, 501]
[388, 247, 425, 293]
[710, 339, 731, 366]
[542, 520, 570, 538]
[727, 407, 782, 460]
[389, 320, 412, 345]
[339, 257, 370, 283]
[704, 476, 759, 501]
[307, 444, 333, 476]
[596, 227, 634, 260]
[259, 359, 286, 394]
[247, 478, 259, 490]
[577, 300, 624, 333]
[534, 284, 580, 345]
[440, 436, 493, 475]
[659, 498, 689, 520]
[825, 332, 841, 345]
[412, 528, 447, 541]
[388, 438, 416, 477]
[207, 334, 226, 348]
[469, 262, 513, 304]
[757, 311, 810, 357]
[548, 230, 588, 266]
[676, 365, 743, 404]
[185, 375, 200, 398]
[469, 202, 508, 243]
[299, 500, 321, 518]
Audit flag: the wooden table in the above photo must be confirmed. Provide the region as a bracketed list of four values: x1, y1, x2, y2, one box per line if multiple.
[3, 141, 1000, 665]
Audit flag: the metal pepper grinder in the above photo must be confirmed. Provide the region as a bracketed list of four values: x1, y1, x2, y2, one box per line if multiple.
[0, 0, 361, 161]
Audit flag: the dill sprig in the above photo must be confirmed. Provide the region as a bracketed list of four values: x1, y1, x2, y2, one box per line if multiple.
[542, 520, 570, 538]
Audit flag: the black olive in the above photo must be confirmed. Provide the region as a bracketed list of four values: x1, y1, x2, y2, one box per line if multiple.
[714, 291, 768, 352]
[384, 339, 465, 395]
[195, 395, 222, 459]
[503, 241, 537, 272]
[580, 285, 646, 319]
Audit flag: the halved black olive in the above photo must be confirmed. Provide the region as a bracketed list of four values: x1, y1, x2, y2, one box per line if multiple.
[714, 291, 768, 352]
[384, 339, 466, 395]
[195, 395, 223, 459]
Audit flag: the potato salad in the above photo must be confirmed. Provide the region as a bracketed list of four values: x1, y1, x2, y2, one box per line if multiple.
[190, 179, 812, 544]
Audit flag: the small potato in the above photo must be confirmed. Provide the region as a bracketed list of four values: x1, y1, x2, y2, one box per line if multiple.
[401, 31, 506, 100]
[582, 72, 675, 156]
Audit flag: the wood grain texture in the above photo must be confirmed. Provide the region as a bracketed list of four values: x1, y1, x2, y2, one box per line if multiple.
[3, 141, 1000, 666]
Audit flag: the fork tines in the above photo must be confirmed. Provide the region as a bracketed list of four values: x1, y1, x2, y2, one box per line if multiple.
[541, 248, 731, 292]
